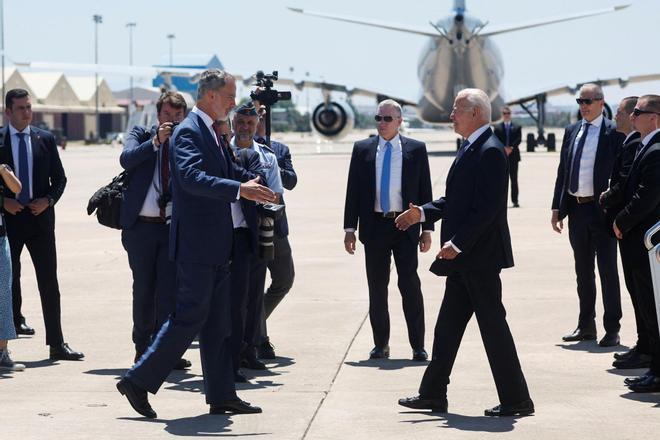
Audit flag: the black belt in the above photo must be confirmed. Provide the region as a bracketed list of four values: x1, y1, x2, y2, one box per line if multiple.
[574, 195, 595, 204]
[138, 215, 165, 224]
[376, 211, 402, 219]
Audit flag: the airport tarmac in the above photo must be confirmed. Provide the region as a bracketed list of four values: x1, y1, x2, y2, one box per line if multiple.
[1, 129, 657, 439]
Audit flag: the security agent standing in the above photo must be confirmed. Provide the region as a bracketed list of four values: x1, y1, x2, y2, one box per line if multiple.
[493, 106, 522, 207]
[231, 102, 284, 370]
[551, 83, 624, 347]
[343, 99, 433, 361]
[0, 88, 83, 361]
[254, 114, 297, 359]
[119, 91, 191, 370]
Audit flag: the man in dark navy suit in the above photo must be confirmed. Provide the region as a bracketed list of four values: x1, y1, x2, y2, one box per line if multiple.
[116, 70, 276, 418]
[613, 94, 660, 393]
[396, 88, 533, 417]
[343, 99, 433, 361]
[493, 105, 522, 207]
[551, 84, 624, 347]
[119, 91, 191, 370]
[0, 88, 83, 361]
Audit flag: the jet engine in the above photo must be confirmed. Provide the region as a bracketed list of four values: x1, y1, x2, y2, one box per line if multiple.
[311, 101, 355, 140]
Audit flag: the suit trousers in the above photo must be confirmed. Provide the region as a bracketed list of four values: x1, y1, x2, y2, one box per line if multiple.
[259, 235, 295, 343]
[619, 241, 650, 354]
[229, 228, 253, 372]
[121, 221, 176, 355]
[244, 254, 267, 349]
[127, 261, 236, 404]
[363, 215, 425, 350]
[419, 269, 530, 405]
[567, 201, 621, 333]
[508, 157, 519, 205]
[6, 209, 63, 346]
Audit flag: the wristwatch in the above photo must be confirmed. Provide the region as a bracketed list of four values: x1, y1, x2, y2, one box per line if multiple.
[47, 196, 55, 207]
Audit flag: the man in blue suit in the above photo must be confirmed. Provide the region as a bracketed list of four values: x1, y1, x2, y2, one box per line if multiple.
[551, 84, 624, 347]
[116, 70, 276, 418]
[119, 91, 191, 370]
[396, 88, 533, 417]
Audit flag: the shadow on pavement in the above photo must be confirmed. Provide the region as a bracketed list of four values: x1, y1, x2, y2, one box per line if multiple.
[345, 358, 428, 370]
[20, 359, 58, 369]
[620, 392, 660, 407]
[555, 341, 630, 354]
[399, 411, 521, 432]
[118, 414, 270, 436]
[605, 367, 648, 377]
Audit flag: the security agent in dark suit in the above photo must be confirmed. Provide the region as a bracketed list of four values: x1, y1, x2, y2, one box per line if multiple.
[0, 88, 83, 361]
[343, 99, 433, 361]
[493, 105, 522, 207]
[119, 92, 191, 370]
[600, 96, 651, 369]
[116, 70, 276, 418]
[612, 95, 660, 393]
[397, 88, 533, 417]
[254, 114, 297, 360]
[551, 84, 624, 347]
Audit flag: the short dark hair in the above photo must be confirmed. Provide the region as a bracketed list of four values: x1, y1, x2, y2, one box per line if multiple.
[639, 94, 660, 114]
[620, 96, 638, 115]
[156, 91, 187, 114]
[5, 88, 30, 109]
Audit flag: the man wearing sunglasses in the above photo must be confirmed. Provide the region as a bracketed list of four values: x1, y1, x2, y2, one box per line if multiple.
[551, 83, 624, 347]
[343, 99, 433, 361]
[493, 106, 522, 207]
[613, 94, 660, 393]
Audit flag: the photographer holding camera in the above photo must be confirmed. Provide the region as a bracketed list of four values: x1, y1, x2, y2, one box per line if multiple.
[230, 101, 284, 371]
[119, 91, 191, 370]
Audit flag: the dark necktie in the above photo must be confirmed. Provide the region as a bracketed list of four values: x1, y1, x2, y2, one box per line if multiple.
[211, 121, 235, 166]
[456, 139, 470, 162]
[159, 140, 170, 220]
[505, 123, 511, 146]
[569, 123, 590, 193]
[16, 133, 30, 205]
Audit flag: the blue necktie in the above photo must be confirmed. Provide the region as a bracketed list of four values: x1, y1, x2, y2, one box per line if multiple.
[16, 133, 30, 205]
[456, 139, 470, 161]
[569, 123, 590, 193]
[380, 141, 392, 213]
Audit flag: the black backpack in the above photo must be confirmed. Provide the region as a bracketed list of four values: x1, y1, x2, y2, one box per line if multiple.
[86, 171, 129, 230]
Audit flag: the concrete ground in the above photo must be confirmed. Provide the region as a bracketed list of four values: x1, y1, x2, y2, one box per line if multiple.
[1, 128, 657, 439]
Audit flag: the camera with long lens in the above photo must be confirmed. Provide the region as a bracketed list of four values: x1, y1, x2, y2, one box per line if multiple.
[249, 71, 292, 106]
[257, 203, 285, 260]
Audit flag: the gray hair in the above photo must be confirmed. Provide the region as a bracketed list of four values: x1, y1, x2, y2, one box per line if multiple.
[579, 83, 604, 99]
[457, 88, 492, 122]
[377, 99, 402, 117]
[197, 69, 232, 100]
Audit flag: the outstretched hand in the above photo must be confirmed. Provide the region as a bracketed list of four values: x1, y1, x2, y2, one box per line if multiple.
[395, 203, 422, 231]
[240, 177, 277, 203]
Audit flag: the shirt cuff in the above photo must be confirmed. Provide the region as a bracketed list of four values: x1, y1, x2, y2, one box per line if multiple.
[344, 228, 356, 233]
[447, 240, 461, 253]
[422, 230, 432, 233]
[417, 206, 426, 223]
[235, 186, 241, 201]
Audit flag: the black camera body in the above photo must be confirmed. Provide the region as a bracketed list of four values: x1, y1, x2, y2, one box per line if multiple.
[250, 71, 292, 107]
[257, 203, 285, 260]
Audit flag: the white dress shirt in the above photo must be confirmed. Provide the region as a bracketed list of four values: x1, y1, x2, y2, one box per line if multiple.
[640, 128, 660, 154]
[569, 114, 603, 197]
[374, 134, 403, 213]
[9, 124, 34, 200]
[138, 142, 165, 218]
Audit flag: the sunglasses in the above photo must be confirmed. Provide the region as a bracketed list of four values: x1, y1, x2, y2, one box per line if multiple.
[502, 112, 511, 115]
[632, 107, 660, 117]
[374, 115, 397, 122]
[576, 98, 602, 105]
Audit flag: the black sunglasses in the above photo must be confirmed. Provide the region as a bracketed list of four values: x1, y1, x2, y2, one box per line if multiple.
[632, 107, 660, 117]
[374, 115, 397, 122]
[576, 98, 602, 105]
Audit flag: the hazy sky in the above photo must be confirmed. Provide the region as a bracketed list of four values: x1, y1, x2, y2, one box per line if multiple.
[5, 0, 659, 108]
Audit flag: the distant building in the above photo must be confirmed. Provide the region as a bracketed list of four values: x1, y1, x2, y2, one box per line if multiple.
[152, 54, 224, 95]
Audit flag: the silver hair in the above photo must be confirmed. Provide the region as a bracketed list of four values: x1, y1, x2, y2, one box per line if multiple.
[197, 69, 232, 100]
[377, 99, 402, 117]
[457, 88, 492, 122]
[579, 83, 604, 99]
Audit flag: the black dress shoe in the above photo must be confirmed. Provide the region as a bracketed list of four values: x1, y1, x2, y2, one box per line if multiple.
[173, 358, 192, 370]
[412, 348, 428, 361]
[628, 374, 660, 393]
[398, 395, 447, 412]
[210, 399, 262, 414]
[614, 346, 636, 360]
[241, 353, 267, 370]
[484, 399, 535, 417]
[49, 343, 84, 361]
[234, 372, 248, 383]
[562, 328, 597, 342]
[613, 352, 652, 369]
[369, 345, 390, 359]
[598, 332, 620, 347]
[257, 340, 276, 360]
[624, 371, 652, 386]
[116, 377, 157, 419]
[513, 203, 520, 208]
[15, 322, 35, 336]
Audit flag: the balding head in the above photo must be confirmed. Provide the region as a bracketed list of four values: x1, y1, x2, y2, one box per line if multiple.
[632, 94, 660, 137]
[577, 83, 605, 122]
[450, 88, 492, 138]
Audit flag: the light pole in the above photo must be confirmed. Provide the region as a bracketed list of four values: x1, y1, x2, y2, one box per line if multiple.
[93, 14, 102, 140]
[166, 34, 175, 66]
[126, 22, 136, 109]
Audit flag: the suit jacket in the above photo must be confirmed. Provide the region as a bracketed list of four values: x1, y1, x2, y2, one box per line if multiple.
[600, 131, 641, 227]
[615, 131, 660, 241]
[269, 139, 297, 238]
[0, 125, 66, 226]
[493, 121, 522, 162]
[234, 147, 265, 253]
[119, 125, 159, 229]
[552, 118, 624, 220]
[422, 128, 514, 272]
[168, 112, 253, 265]
[343, 135, 434, 243]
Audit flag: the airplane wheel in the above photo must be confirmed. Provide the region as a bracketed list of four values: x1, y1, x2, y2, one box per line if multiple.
[526, 133, 536, 152]
[547, 133, 556, 152]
